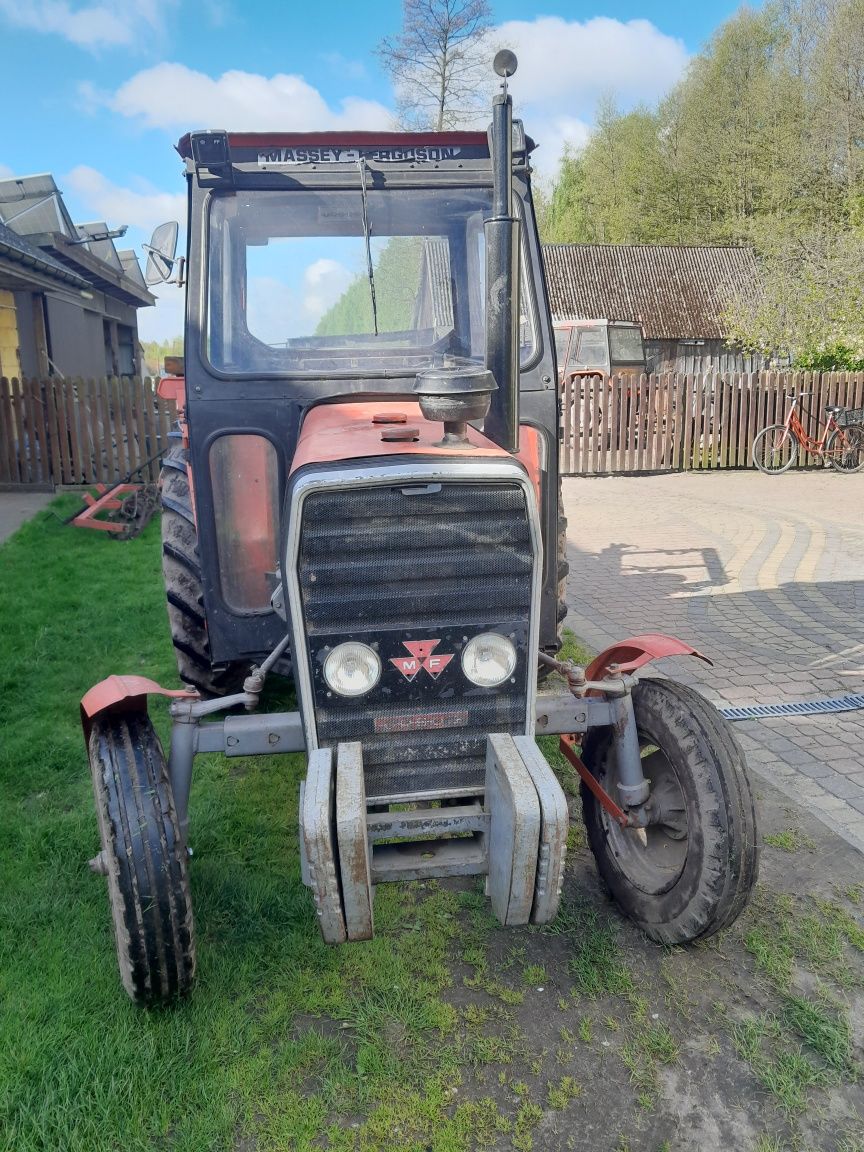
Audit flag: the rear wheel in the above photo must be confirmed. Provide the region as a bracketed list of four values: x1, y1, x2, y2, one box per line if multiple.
[161, 439, 248, 696]
[89, 712, 196, 1004]
[827, 426, 864, 473]
[752, 424, 797, 474]
[580, 678, 758, 944]
[539, 480, 569, 681]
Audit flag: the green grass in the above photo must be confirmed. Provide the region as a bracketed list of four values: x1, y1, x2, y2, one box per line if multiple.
[0, 502, 480, 1152]
[3, 500, 864, 1151]
[744, 890, 864, 991]
[763, 828, 816, 852]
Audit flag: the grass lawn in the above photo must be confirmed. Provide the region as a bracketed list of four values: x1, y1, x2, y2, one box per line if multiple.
[1, 498, 863, 1152]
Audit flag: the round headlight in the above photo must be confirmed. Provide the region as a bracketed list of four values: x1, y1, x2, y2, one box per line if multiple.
[323, 642, 381, 697]
[461, 632, 517, 688]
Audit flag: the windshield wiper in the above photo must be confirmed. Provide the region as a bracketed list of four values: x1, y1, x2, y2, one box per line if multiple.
[356, 158, 379, 337]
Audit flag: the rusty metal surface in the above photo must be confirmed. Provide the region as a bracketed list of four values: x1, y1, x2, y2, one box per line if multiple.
[559, 734, 630, 828]
[513, 735, 568, 925]
[300, 748, 347, 945]
[485, 733, 540, 926]
[335, 742, 374, 942]
[370, 836, 487, 883]
[542, 244, 758, 341]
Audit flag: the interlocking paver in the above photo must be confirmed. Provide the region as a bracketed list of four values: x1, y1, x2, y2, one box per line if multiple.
[563, 470, 864, 854]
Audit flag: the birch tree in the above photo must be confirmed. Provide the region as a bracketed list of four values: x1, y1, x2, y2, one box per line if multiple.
[376, 0, 493, 131]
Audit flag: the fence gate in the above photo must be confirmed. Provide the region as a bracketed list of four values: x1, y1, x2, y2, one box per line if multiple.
[0, 376, 177, 489]
[559, 370, 864, 475]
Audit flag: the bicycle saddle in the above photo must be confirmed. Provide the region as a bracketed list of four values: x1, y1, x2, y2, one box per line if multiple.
[825, 405, 844, 414]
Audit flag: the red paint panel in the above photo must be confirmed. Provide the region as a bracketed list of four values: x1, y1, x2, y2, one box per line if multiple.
[290, 401, 511, 474]
[585, 633, 713, 683]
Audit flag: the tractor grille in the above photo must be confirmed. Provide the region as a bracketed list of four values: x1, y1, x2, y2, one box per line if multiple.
[295, 480, 535, 801]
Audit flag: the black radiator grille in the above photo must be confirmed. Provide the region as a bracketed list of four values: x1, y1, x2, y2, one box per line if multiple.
[295, 479, 535, 800]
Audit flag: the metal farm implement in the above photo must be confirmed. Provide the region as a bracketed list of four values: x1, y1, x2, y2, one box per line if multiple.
[81, 54, 758, 1005]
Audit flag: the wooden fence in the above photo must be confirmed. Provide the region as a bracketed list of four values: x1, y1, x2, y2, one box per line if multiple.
[560, 370, 864, 475]
[3, 370, 864, 488]
[0, 376, 176, 488]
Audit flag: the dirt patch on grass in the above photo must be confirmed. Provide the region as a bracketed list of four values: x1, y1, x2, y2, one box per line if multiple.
[428, 775, 864, 1152]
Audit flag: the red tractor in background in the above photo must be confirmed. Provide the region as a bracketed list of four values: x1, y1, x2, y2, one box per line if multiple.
[82, 53, 757, 1005]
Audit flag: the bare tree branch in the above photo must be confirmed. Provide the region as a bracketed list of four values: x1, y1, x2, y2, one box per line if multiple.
[376, 0, 493, 130]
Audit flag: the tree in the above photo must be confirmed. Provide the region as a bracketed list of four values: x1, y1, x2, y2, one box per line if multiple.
[376, 0, 492, 131]
[537, 0, 864, 360]
[140, 336, 183, 376]
[723, 227, 864, 367]
[315, 238, 425, 335]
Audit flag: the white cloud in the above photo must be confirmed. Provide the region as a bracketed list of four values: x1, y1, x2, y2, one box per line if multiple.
[302, 259, 355, 324]
[63, 166, 184, 232]
[0, 163, 14, 179]
[100, 62, 394, 132]
[0, 0, 174, 49]
[246, 259, 355, 343]
[247, 276, 298, 345]
[138, 282, 185, 342]
[492, 16, 689, 174]
[499, 17, 688, 107]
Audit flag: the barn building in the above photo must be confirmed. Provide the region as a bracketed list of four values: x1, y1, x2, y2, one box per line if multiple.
[542, 244, 765, 375]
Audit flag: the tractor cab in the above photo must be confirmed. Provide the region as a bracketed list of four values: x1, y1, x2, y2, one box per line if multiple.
[554, 319, 646, 382]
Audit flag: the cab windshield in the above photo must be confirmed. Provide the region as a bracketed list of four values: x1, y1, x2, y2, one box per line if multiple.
[206, 186, 533, 376]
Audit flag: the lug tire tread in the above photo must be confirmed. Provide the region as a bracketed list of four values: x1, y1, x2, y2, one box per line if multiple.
[89, 713, 195, 1004]
[580, 677, 758, 945]
[160, 443, 247, 696]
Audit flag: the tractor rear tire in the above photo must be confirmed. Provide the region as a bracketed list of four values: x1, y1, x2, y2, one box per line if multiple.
[579, 678, 758, 945]
[89, 712, 196, 1005]
[161, 440, 248, 696]
[538, 480, 570, 681]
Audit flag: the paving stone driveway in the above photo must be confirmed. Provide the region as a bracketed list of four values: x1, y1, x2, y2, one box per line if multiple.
[562, 469, 864, 854]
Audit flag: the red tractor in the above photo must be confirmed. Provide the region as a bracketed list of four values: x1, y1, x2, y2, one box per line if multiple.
[82, 53, 757, 1004]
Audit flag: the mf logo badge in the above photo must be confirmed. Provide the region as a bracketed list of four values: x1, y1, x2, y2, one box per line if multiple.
[390, 639, 454, 682]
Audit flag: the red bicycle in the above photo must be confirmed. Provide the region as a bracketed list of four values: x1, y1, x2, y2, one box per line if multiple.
[752, 392, 864, 474]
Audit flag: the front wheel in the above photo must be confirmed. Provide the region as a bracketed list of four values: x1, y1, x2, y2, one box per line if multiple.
[827, 426, 864, 473]
[752, 424, 797, 474]
[580, 679, 758, 945]
[89, 712, 196, 1004]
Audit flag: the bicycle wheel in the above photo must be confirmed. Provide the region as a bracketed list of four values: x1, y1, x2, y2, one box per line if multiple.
[826, 426, 864, 473]
[752, 424, 798, 474]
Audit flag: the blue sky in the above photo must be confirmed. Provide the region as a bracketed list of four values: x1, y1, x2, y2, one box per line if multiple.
[0, 0, 745, 339]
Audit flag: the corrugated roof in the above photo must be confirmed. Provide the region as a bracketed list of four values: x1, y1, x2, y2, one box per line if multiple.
[541, 244, 758, 340]
[0, 219, 89, 287]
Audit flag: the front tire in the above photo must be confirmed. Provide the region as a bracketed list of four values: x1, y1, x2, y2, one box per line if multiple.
[752, 424, 797, 474]
[827, 426, 864, 473]
[580, 679, 758, 945]
[89, 712, 196, 1004]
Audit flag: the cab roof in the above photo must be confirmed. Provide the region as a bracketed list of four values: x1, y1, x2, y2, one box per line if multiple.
[176, 130, 492, 159]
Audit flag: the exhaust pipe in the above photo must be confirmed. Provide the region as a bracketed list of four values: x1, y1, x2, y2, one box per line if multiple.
[483, 50, 521, 454]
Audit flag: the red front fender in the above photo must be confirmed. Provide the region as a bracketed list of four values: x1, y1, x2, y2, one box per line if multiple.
[80, 675, 197, 745]
[584, 633, 712, 683]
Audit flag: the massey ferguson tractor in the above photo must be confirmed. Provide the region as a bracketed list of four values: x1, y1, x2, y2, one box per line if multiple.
[81, 53, 757, 1004]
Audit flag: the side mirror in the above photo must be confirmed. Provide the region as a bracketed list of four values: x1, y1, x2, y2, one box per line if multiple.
[143, 221, 179, 286]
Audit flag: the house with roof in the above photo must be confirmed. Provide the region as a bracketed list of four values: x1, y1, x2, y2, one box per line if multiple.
[541, 244, 764, 375]
[0, 174, 153, 380]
